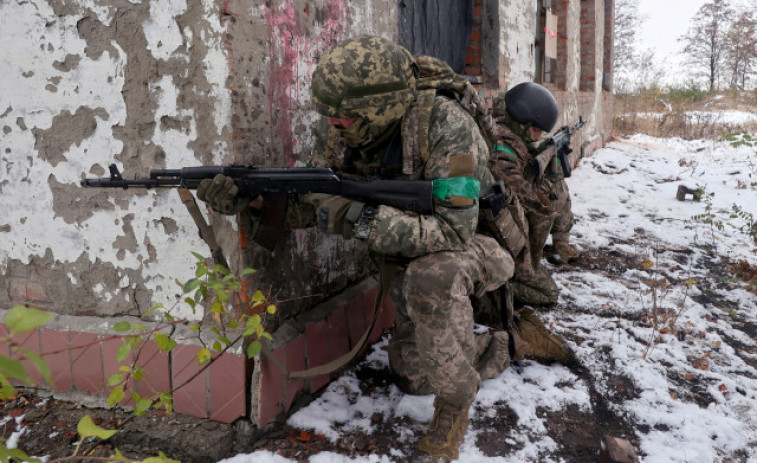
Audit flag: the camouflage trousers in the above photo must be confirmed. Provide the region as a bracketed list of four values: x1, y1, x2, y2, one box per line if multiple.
[512, 263, 558, 307]
[525, 202, 553, 268]
[387, 234, 514, 407]
[514, 194, 560, 307]
[543, 178, 573, 244]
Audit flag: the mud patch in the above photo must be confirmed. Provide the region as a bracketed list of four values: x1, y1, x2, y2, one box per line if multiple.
[472, 403, 524, 457]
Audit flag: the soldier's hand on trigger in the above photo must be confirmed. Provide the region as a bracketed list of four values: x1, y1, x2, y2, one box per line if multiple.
[197, 174, 251, 215]
[302, 193, 366, 239]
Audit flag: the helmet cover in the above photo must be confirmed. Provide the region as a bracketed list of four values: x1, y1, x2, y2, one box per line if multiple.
[311, 35, 418, 127]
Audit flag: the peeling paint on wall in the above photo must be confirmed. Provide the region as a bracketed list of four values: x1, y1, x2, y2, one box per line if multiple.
[263, 0, 352, 165]
[499, 0, 537, 87]
[0, 0, 232, 320]
[1, 0, 612, 328]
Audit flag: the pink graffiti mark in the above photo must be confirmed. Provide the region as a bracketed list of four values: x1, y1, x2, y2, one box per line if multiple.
[265, 0, 347, 166]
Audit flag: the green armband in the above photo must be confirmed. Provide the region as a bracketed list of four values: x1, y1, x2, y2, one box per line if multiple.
[432, 177, 481, 202]
[493, 144, 518, 159]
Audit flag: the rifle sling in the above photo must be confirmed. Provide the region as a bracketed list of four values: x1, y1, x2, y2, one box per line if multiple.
[260, 259, 397, 380]
[177, 188, 229, 269]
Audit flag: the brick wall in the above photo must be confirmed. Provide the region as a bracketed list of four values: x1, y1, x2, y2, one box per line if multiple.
[555, 0, 570, 89]
[252, 278, 397, 427]
[2, 314, 247, 424]
[580, 0, 597, 92]
[2, 277, 396, 427]
[603, 0, 614, 91]
[464, 0, 484, 77]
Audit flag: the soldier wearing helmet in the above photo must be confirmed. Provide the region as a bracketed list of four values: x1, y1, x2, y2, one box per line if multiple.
[198, 37, 572, 462]
[490, 82, 578, 309]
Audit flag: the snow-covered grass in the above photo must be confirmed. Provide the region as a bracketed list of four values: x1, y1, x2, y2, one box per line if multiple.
[225, 134, 757, 462]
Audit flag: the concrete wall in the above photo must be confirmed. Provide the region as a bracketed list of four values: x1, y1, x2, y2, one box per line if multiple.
[495, 0, 539, 87]
[226, 0, 398, 324]
[1, 0, 614, 426]
[1, 0, 232, 321]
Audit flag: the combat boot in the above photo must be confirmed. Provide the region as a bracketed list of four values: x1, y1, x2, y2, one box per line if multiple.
[416, 397, 470, 462]
[511, 308, 575, 365]
[553, 240, 579, 263]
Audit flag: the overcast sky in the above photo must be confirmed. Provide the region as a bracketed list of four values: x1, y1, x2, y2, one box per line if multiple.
[636, 0, 709, 60]
[634, 0, 753, 84]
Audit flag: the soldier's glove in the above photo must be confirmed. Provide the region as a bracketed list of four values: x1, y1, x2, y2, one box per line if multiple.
[302, 193, 367, 239]
[197, 174, 251, 215]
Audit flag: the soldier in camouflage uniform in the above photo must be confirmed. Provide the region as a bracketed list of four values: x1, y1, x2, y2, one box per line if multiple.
[198, 37, 572, 462]
[536, 149, 578, 264]
[493, 84, 578, 267]
[489, 83, 564, 307]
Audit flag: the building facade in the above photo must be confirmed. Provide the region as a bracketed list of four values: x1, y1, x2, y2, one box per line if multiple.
[0, 0, 613, 427]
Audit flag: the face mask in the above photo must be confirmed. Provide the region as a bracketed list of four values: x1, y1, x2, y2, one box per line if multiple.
[339, 119, 374, 147]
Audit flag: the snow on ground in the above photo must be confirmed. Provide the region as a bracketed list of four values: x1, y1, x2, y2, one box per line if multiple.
[223, 134, 757, 463]
[624, 111, 757, 126]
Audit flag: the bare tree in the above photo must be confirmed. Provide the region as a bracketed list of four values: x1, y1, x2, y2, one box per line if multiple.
[614, 0, 644, 73]
[724, 10, 757, 89]
[679, 0, 735, 91]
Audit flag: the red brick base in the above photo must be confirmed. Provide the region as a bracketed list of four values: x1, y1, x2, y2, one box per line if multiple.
[253, 278, 397, 427]
[2, 276, 395, 427]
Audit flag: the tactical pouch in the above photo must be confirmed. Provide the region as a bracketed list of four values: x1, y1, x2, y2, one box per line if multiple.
[479, 182, 528, 258]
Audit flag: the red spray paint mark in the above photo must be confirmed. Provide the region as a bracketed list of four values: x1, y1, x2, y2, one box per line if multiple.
[265, 0, 347, 165]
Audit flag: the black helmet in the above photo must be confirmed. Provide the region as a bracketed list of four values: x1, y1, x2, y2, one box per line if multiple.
[503, 82, 558, 132]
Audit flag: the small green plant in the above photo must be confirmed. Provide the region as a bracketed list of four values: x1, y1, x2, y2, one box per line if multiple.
[106, 252, 276, 416]
[692, 190, 724, 248]
[725, 204, 756, 241]
[692, 189, 757, 248]
[720, 131, 756, 148]
[0, 253, 273, 462]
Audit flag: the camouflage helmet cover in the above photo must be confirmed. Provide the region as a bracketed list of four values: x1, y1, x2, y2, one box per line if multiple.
[311, 36, 418, 127]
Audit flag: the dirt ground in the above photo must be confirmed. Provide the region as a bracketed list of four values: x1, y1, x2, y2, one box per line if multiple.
[2, 245, 754, 463]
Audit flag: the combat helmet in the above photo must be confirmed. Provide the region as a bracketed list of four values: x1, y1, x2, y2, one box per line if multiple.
[311, 36, 418, 129]
[496, 82, 558, 133]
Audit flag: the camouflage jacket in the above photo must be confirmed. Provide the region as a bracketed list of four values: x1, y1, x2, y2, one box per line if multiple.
[489, 122, 554, 215]
[301, 95, 495, 258]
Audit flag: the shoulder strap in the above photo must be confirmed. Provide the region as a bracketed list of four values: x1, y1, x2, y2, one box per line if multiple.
[412, 55, 497, 159]
[178, 188, 229, 269]
[259, 259, 397, 380]
[417, 89, 436, 163]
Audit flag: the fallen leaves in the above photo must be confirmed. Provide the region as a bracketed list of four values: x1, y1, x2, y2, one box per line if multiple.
[692, 352, 711, 371]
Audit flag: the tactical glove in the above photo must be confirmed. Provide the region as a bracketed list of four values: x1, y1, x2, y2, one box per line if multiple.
[197, 174, 250, 215]
[302, 193, 365, 239]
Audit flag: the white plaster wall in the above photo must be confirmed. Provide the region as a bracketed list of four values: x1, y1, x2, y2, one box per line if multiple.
[0, 0, 231, 320]
[498, 0, 538, 87]
[566, 0, 582, 92]
[591, 0, 607, 135]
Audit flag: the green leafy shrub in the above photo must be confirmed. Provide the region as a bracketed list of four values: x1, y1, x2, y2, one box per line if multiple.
[0, 253, 272, 462]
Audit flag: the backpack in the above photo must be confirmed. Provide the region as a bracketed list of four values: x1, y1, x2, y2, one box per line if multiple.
[413, 55, 528, 260]
[413, 55, 497, 161]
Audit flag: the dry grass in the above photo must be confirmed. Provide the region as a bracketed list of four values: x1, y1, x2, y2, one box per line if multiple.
[613, 89, 757, 140]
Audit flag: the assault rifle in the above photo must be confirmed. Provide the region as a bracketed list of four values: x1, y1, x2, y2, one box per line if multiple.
[533, 115, 586, 179]
[81, 164, 434, 250]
